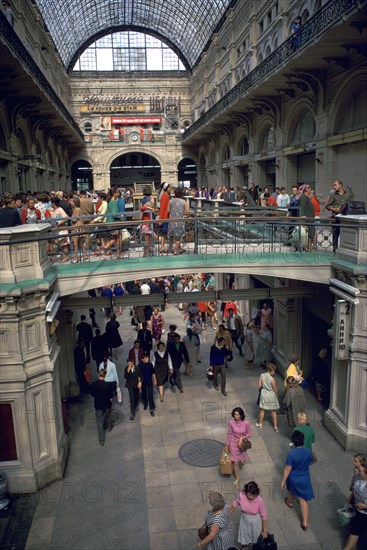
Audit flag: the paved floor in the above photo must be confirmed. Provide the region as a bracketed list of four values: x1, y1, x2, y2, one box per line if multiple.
[15, 302, 361, 549]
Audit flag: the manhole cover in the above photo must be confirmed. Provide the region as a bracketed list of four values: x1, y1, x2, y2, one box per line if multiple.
[178, 439, 224, 467]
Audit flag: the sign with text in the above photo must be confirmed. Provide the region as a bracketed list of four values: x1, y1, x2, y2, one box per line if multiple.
[80, 105, 145, 113]
[111, 117, 161, 125]
[335, 300, 351, 360]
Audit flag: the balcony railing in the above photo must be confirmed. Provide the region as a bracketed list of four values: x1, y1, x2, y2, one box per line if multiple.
[0, 212, 342, 266]
[183, 0, 360, 140]
[0, 11, 83, 141]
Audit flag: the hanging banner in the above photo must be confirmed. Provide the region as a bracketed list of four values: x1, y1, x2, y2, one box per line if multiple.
[335, 300, 351, 360]
[111, 117, 161, 125]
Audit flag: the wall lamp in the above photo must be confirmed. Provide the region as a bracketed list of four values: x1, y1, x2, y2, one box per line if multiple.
[275, 163, 280, 168]
[316, 158, 323, 164]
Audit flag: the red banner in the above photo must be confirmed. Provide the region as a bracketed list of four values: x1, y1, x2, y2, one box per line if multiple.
[111, 117, 161, 125]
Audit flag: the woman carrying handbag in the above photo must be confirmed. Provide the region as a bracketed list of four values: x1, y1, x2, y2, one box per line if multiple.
[196, 492, 232, 549]
[224, 407, 252, 487]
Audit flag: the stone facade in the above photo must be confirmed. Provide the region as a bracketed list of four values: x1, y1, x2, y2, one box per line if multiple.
[68, 72, 193, 189]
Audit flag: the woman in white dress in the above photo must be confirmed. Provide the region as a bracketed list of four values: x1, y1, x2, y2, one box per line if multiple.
[256, 363, 279, 432]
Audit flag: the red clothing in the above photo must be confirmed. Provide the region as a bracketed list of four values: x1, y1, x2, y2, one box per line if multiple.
[128, 348, 144, 364]
[223, 302, 238, 318]
[20, 208, 41, 224]
[159, 192, 170, 220]
[266, 195, 277, 207]
[197, 302, 207, 313]
[311, 196, 320, 217]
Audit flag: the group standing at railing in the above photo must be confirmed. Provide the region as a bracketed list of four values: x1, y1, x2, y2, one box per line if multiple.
[1, 179, 363, 260]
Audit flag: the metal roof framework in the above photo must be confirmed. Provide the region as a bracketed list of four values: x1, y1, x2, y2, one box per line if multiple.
[34, 0, 237, 71]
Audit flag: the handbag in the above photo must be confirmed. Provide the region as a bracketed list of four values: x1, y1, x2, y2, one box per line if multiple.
[198, 523, 209, 540]
[337, 503, 355, 527]
[343, 201, 366, 215]
[227, 351, 233, 362]
[84, 365, 92, 383]
[239, 438, 252, 451]
[253, 533, 277, 550]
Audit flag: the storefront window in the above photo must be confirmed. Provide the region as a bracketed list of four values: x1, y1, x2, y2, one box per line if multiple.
[293, 110, 315, 144]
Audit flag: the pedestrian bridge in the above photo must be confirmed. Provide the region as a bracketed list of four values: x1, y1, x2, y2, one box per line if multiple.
[0, 215, 366, 298]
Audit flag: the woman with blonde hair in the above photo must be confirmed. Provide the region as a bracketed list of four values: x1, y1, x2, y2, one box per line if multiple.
[196, 491, 232, 549]
[256, 363, 279, 432]
[285, 354, 303, 386]
[292, 412, 315, 451]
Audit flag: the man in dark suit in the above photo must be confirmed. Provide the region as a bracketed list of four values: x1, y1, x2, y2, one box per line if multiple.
[167, 334, 189, 393]
[137, 321, 153, 357]
[91, 328, 108, 373]
[73, 339, 90, 396]
[90, 369, 115, 445]
[76, 315, 93, 363]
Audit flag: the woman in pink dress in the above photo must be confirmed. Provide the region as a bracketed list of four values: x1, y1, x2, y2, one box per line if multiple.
[224, 407, 252, 487]
[230, 481, 268, 549]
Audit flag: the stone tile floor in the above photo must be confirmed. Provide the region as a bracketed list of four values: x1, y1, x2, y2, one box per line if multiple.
[1, 301, 365, 550]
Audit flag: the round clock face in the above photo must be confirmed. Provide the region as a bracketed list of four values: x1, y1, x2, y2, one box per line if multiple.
[131, 134, 138, 142]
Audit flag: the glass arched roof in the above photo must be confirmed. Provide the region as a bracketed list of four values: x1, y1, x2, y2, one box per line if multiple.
[34, 0, 237, 71]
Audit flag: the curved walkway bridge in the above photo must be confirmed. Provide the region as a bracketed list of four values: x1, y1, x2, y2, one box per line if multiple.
[1, 210, 365, 298]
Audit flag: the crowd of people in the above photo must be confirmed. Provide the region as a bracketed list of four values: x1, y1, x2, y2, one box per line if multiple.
[0, 180, 354, 258]
[70, 270, 364, 549]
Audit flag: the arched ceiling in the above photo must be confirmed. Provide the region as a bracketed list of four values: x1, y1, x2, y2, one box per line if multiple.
[34, 0, 238, 71]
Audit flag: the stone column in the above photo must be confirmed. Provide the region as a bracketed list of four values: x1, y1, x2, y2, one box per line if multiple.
[325, 216, 367, 450]
[0, 225, 68, 492]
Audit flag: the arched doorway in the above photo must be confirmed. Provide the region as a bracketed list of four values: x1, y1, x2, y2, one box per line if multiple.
[71, 160, 93, 191]
[110, 152, 161, 188]
[178, 158, 197, 187]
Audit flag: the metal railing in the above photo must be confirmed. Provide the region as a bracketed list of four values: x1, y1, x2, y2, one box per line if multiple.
[183, 0, 360, 139]
[1, 212, 342, 265]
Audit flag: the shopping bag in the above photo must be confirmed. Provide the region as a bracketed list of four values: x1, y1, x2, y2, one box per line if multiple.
[116, 387, 123, 404]
[84, 365, 92, 383]
[220, 447, 233, 475]
[337, 503, 355, 527]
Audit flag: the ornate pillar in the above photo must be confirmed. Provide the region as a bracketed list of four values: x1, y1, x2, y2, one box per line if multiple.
[0, 225, 68, 492]
[325, 216, 367, 450]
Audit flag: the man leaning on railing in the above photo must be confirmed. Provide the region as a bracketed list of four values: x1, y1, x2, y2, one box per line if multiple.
[325, 180, 353, 253]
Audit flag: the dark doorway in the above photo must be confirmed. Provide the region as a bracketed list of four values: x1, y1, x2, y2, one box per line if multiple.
[110, 152, 161, 187]
[178, 158, 197, 188]
[71, 160, 93, 191]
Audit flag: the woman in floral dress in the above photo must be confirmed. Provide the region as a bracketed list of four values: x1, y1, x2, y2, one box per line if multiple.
[224, 407, 252, 487]
[254, 323, 272, 367]
[167, 187, 190, 255]
[150, 308, 165, 348]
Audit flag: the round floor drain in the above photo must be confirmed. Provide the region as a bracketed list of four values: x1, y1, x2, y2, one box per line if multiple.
[178, 439, 224, 467]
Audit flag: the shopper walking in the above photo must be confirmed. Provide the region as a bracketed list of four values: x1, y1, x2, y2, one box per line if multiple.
[90, 369, 115, 446]
[209, 337, 231, 396]
[224, 407, 252, 487]
[281, 430, 314, 531]
[256, 363, 279, 431]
